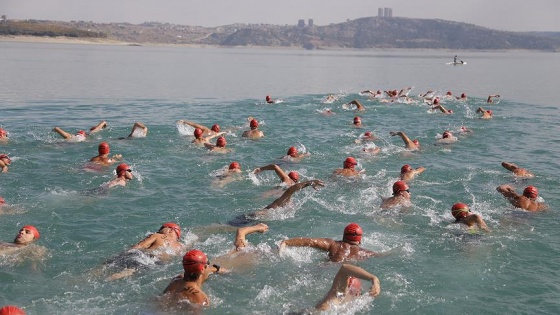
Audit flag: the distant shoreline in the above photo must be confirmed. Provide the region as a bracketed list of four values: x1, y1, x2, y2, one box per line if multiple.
[0, 35, 539, 54]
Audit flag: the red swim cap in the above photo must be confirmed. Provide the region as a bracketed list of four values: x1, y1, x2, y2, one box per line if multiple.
[77, 130, 87, 136]
[229, 161, 240, 170]
[22, 225, 40, 240]
[401, 164, 412, 173]
[364, 131, 373, 137]
[0, 306, 26, 315]
[343, 157, 357, 169]
[193, 128, 203, 139]
[216, 136, 227, 147]
[348, 277, 362, 296]
[343, 223, 363, 243]
[392, 181, 409, 195]
[487, 110, 493, 115]
[0, 196, 5, 204]
[161, 222, 181, 238]
[266, 95, 271, 101]
[287, 146, 297, 157]
[182, 249, 208, 274]
[461, 93, 466, 98]
[442, 131, 452, 139]
[446, 91, 452, 95]
[448, 109, 453, 114]
[412, 139, 420, 146]
[288, 171, 299, 182]
[523, 186, 538, 199]
[353, 116, 361, 124]
[116, 163, 130, 176]
[250, 119, 259, 129]
[433, 98, 440, 105]
[0, 128, 7, 137]
[451, 203, 470, 219]
[98, 142, 110, 155]
[211, 124, 220, 133]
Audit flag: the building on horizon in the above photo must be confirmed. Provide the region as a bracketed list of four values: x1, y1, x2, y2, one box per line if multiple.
[383, 7, 393, 18]
[378, 8, 384, 17]
[308, 19, 314, 27]
[298, 19, 305, 28]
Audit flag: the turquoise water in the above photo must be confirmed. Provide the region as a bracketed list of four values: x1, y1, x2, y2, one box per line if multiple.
[1, 43, 560, 314]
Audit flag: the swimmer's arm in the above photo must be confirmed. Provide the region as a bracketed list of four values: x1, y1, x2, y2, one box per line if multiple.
[0, 161, 7, 172]
[496, 184, 520, 204]
[265, 180, 323, 209]
[281, 237, 333, 251]
[89, 120, 107, 133]
[414, 167, 426, 175]
[183, 121, 211, 133]
[254, 164, 290, 182]
[203, 143, 215, 150]
[205, 132, 226, 141]
[131, 233, 157, 249]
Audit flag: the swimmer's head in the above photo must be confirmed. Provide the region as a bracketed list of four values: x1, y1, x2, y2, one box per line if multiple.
[412, 139, 420, 146]
[343, 157, 357, 169]
[211, 124, 220, 133]
[250, 119, 259, 129]
[461, 93, 466, 98]
[193, 128, 203, 139]
[288, 171, 299, 182]
[77, 130, 87, 137]
[347, 277, 362, 296]
[353, 116, 361, 125]
[343, 223, 363, 243]
[487, 110, 493, 116]
[392, 181, 409, 195]
[451, 203, 470, 220]
[448, 109, 453, 114]
[523, 186, 538, 199]
[229, 161, 240, 170]
[364, 131, 373, 137]
[182, 249, 208, 275]
[98, 142, 110, 155]
[287, 146, 298, 157]
[401, 164, 412, 173]
[433, 98, 439, 105]
[0, 128, 7, 138]
[0, 305, 26, 315]
[15, 225, 40, 244]
[0, 154, 11, 165]
[446, 91, 452, 95]
[266, 95, 271, 101]
[442, 131, 452, 139]
[116, 163, 131, 177]
[160, 222, 181, 238]
[0, 196, 5, 204]
[216, 136, 227, 147]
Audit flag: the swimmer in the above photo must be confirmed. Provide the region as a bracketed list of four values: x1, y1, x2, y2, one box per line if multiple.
[0, 225, 40, 255]
[0, 305, 26, 315]
[450, 203, 490, 232]
[191, 128, 226, 145]
[0, 128, 9, 143]
[89, 142, 122, 166]
[496, 184, 548, 212]
[0, 154, 11, 173]
[353, 116, 363, 128]
[501, 162, 534, 178]
[399, 164, 425, 182]
[487, 94, 501, 103]
[436, 130, 457, 145]
[356, 131, 378, 143]
[107, 222, 186, 280]
[177, 120, 221, 137]
[284, 146, 310, 162]
[431, 98, 453, 114]
[247, 179, 324, 218]
[52, 121, 107, 142]
[265, 95, 275, 104]
[204, 136, 232, 153]
[319, 108, 335, 116]
[456, 93, 467, 101]
[242, 119, 264, 139]
[459, 126, 473, 133]
[390, 131, 420, 150]
[126, 122, 148, 138]
[476, 107, 493, 119]
[315, 264, 381, 311]
[332, 157, 361, 178]
[346, 100, 366, 111]
[162, 249, 223, 307]
[253, 164, 299, 186]
[279, 223, 382, 262]
[102, 163, 134, 188]
[380, 181, 412, 209]
[212, 162, 243, 188]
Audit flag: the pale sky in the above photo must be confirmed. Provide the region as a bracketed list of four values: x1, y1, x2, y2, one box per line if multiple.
[2, 0, 560, 32]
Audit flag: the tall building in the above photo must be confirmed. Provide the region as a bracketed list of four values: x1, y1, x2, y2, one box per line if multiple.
[383, 7, 393, 18]
[298, 19, 305, 28]
[378, 8, 384, 17]
[308, 19, 314, 27]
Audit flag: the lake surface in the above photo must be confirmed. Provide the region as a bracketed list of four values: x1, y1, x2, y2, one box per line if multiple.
[0, 42, 559, 314]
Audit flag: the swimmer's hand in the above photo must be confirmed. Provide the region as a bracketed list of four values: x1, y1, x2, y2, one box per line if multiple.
[112, 154, 123, 160]
[309, 180, 325, 190]
[389, 131, 401, 137]
[253, 167, 261, 174]
[278, 241, 286, 254]
[369, 276, 381, 297]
